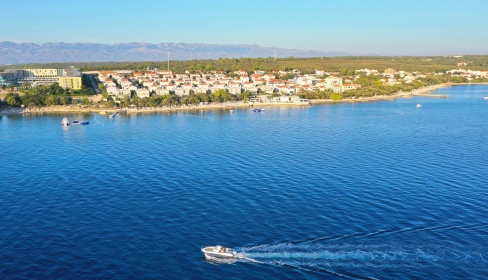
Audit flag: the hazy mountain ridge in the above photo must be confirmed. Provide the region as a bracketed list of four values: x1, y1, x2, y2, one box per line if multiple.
[0, 41, 346, 64]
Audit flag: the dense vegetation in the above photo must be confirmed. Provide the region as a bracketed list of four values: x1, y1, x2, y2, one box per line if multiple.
[2, 56, 488, 74]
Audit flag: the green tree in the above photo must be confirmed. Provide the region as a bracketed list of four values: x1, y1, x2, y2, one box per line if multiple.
[60, 96, 72, 105]
[161, 94, 177, 106]
[187, 93, 201, 104]
[81, 97, 91, 106]
[148, 95, 162, 107]
[329, 93, 343, 100]
[281, 73, 295, 80]
[120, 95, 131, 108]
[45, 95, 60, 106]
[5, 93, 22, 106]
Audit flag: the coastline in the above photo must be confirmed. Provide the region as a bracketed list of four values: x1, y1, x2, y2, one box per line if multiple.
[0, 83, 457, 116]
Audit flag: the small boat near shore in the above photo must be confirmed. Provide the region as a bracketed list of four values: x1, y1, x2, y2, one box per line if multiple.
[201, 245, 238, 259]
[416, 104, 422, 108]
[483, 96, 488, 100]
[253, 108, 265, 112]
[71, 120, 89, 125]
[61, 117, 70, 126]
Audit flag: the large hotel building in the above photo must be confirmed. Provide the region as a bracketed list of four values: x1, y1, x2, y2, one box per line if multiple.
[0, 66, 82, 90]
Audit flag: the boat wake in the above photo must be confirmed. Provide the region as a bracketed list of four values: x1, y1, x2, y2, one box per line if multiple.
[229, 239, 487, 278]
[203, 224, 488, 278]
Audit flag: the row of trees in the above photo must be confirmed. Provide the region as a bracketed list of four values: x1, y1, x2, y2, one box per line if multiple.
[113, 89, 254, 108]
[4, 92, 74, 107]
[3, 82, 95, 107]
[5, 55, 486, 75]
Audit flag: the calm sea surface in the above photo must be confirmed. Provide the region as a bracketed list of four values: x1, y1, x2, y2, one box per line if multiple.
[1, 85, 487, 279]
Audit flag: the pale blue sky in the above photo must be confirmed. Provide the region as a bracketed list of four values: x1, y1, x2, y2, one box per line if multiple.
[2, 0, 487, 55]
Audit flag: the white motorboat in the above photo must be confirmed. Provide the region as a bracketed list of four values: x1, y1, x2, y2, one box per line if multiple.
[484, 96, 488, 100]
[416, 104, 422, 108]
[61, 117, 70, 126]
[201, 245, 238, 258]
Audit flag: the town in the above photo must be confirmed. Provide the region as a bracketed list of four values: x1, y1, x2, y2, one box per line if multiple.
[1, 62, 488, 110]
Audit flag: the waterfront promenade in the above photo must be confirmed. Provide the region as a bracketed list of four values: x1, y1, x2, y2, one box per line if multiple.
[0, 84, 449, 116]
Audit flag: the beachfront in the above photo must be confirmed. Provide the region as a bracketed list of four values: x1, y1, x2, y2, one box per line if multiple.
[0, 84, 450, 116]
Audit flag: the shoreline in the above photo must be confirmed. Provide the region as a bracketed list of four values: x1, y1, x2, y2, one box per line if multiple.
[0, 83, 470, 116]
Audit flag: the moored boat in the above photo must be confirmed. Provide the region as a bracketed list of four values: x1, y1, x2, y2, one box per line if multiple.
[201, 245, 238, 258]
[253, 109, 262, 112]
[416, 104, 422, 108]
[484, 96, 488, 100]
[80, 121, 89, 125]
[61, 117, 70, 126]
[72, 120, 80, 124]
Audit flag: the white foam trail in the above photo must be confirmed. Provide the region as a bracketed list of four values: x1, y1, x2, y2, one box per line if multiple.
[238, 243, 487, 269]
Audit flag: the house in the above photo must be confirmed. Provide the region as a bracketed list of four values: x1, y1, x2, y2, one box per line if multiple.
[315, 79, 326, 87]
[136, 89, 150, 98]
[174, 88, 189, 96]
[264, 85, 275, 94]
[176, 74, 189, 79]
[240, 75, 250, 83]
[104, 80, 116, 88]
[106, 86, 119, 95]
[281, 86, 296, 95]
[133, 71, 143, 78]
[154, 89, 170, 95]
[228, 88, 242, 95]
[250, 74, 262, 81]
[290, 96, 310, 104]
[342, 84, 361, 91]
[182, 83, 193, 90]
[148, 83, 160, 91]
[213, 72, 225, 79]
[325, 77, 342, 90]
[190, 74, 201, 80]
[331, 84, 342, 93]
[296, 76, 313, 85]
[234, 70, 247, 76]
[108, 89, 131, 99]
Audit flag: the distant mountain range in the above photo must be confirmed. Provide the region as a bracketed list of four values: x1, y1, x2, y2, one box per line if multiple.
[0, 41, 347, 64]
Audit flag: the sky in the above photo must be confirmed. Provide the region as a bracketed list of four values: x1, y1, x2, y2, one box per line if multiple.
[2, 0, 487, 56]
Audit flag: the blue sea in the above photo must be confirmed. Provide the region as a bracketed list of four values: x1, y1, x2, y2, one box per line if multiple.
[1, 85, 487, 279]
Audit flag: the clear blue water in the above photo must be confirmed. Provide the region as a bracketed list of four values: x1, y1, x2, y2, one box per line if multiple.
[1, 85, 487, 279]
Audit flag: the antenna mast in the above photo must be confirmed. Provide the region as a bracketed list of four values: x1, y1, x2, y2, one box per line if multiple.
[167, 52, 170, 71]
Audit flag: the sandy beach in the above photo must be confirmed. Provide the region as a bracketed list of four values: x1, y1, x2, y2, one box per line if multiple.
[0, 84, 450, 116]
[310, 83, 449, 105]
